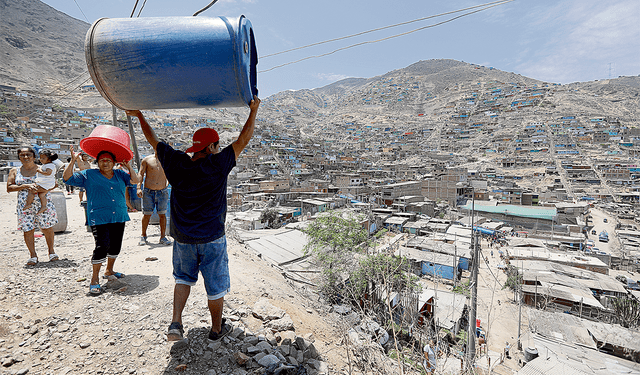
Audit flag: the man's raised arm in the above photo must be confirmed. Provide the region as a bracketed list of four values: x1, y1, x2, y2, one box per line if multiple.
[232, 96, 260, 159]
[126, 110, 160, 151]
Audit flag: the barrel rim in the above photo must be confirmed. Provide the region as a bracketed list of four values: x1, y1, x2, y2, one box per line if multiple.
[85, 18, 121, 109]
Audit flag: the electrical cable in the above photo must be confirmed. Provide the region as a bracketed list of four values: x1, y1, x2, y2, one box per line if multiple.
[136, 0, 149, 17]
[261, 0, 511, 59]
[72, 0, 90, 23]
[129, 0, 141, 18]
[44, 72, 91, 97]
[193, 0, 218, 17]
[7, 76, 94, 122]
[259, 0, 513, 73]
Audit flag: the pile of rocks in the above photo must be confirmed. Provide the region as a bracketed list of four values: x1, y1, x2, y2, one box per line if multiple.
[167, 298, 330, 375]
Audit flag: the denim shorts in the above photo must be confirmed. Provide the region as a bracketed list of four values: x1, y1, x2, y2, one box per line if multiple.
[142, 187, 169, 215]
[172, 236, 230, 300]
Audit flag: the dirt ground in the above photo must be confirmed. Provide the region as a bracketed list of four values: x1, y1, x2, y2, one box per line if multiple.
[0, 188, 350, 374]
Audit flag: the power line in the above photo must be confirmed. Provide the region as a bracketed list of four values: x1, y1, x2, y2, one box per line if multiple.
[193, 0, 219, 17]
[6, 76, 93, 122]
[44, 72, 91, 97]
[129, 0, 141, 18]
[72, 0, 89, 23]
[136, 0, 149, 17]
[259, 0, 513, 73]
[261, 0, 511, 59]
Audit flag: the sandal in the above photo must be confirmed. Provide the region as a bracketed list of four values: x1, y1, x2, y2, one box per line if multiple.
[26, 257, 38, 266]
[49, 253, 59, 261]
[89, 284, 103, 295]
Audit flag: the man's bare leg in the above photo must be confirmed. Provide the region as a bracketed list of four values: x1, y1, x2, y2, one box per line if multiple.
[172, 284, 191, 324]
[159, 214, 167, 238]
[141, 215, 151, 239]
[208, 297, 224, 333]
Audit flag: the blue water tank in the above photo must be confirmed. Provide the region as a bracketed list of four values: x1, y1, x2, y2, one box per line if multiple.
[85, 16, 257, 110]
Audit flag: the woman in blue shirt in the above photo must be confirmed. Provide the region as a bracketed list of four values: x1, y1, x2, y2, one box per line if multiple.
[63, 147, 140, 295]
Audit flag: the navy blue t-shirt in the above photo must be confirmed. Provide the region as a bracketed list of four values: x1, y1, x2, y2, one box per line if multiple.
[156, 142, 236, 244]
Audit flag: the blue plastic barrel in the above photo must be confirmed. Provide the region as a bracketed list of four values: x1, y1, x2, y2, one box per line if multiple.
[127, 185, 142, 211]
[85, 16, 257, 110]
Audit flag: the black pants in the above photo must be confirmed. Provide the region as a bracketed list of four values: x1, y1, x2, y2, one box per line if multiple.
[90, 222, 126, 264]
[65, 184, 74, 193]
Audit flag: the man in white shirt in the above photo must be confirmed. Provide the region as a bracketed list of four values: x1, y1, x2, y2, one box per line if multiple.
[423, 339, 437, 374]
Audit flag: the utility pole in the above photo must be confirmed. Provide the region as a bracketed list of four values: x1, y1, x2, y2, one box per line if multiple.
[126, 115, 141, 170]
[467, 187, 478, 370]
[517, 272, 522, 350]
[112, 105, 117, 127]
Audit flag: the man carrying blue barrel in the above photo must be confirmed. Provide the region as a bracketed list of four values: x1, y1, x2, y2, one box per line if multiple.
[126, 95, 260, 342]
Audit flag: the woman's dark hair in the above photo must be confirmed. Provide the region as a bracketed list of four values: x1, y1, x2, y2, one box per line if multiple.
[40, 149, 58, 162]
[96, 150, 116, 162]
[16, 146, 36, 158]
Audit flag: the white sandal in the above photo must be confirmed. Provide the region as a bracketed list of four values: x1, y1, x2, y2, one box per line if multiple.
[49, 254, 59, 261]
[26, 257, 38, 266]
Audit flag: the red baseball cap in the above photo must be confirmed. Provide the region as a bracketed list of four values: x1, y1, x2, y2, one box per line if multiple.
[185, 128, 219, 153]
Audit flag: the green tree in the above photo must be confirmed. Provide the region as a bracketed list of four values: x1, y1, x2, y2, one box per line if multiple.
[502, 264, 522, 291]
[350, 253, 420, 310]
[303, 211, 370, 301]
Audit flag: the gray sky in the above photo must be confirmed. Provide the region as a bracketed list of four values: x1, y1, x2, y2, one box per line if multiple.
[41, 0, 640, 97]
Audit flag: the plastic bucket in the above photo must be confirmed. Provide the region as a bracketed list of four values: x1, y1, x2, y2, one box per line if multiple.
[50, 190, 67, 233]
[79, 125, 134, 162]
[84, 16, 258, 110]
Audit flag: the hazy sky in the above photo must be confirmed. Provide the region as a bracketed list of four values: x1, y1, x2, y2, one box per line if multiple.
[40, 0, 640, 97]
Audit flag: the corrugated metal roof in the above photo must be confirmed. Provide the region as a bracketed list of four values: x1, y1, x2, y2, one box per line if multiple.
[244, 228, 310, 266]
[583, 320, 640, 352]
[406, 237, 472, 258]
[527, 310, 596, 348]
[517, 356, 590, 375]
[396, 246, 456, 265]
[524, 332, 640, 374]
[416, 286, 466, 331]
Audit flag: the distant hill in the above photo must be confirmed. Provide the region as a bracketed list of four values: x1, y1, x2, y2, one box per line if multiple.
[258, 59, 547, 124]
[0, 0, 89, 92]
[2, 0, 639, 131]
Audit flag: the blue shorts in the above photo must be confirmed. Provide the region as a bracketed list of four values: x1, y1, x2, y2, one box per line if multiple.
[142, 187, 169, 215]
[172, 236, 230, 300]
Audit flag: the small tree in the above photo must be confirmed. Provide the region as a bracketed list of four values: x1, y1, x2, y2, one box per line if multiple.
[349, 253, 420, 310]
[502, 265, 522, 291]
[303, 211, 370, 302]
[259, 208, 279, 228]
[612, 296, 640, 328]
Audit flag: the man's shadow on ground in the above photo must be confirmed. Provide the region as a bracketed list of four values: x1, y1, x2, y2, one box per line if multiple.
[88, 274, 161, 297]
